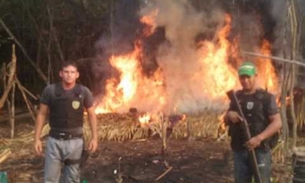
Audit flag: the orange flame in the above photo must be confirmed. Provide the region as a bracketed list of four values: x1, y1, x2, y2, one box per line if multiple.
[195, 14, 239, 100]
[255, 40, 279, 93]
[138, 113, 151, 125]
[95, 41, 166, 114]
[95, 13, 278, 115]
[218, 112, 226, 131]
[140, 9, 159, 36]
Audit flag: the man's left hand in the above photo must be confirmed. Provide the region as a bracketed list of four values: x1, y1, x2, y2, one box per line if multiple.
[88, 138, 98, 153]
[245, 135, 263, 151]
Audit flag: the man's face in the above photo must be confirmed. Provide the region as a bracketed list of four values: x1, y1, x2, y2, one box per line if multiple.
[239, 75, 256, 90]
[59, 65, 79, 84]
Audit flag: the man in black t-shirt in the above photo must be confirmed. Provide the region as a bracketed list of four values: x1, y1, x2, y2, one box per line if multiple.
[34, 61, 98, 183]
[224, 62, 282, 183]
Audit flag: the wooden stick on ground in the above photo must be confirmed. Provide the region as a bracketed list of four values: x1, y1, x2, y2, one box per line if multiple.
[0, 149, 11, 164]
[155, 166, 173, 181]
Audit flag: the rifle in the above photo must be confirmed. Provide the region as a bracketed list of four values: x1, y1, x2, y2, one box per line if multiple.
[226, 90, 262, 183]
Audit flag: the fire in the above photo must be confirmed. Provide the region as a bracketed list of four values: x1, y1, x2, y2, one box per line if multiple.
[138, 113, 151, 125]
[195, 14, 239, 100]
[140, 9, 158, 36]
[95, 41, 166, 114]
[255, 39, 278, 93]
[218, 112, 227, 133]
[95, 11, 278, 115]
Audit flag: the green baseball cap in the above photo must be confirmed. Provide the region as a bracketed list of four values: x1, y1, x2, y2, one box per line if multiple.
[238, 62, 256, 76]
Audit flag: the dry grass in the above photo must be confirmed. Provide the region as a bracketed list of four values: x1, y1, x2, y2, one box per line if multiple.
[0, 111, 296, 183]
[84, 111, 223, 142]
[0, 111, 223, 167]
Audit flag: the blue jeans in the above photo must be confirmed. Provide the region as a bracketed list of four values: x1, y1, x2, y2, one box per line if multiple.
[233, 149, 271, 183]
[44, 137, 84, 183]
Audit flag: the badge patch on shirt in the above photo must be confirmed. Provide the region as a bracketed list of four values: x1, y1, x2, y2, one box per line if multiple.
[72, 101, 80, 109]
[246, 102, 254, 110]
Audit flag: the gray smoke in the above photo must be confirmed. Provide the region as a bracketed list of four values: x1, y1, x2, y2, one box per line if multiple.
[139, 0, 230, 113]
[269, 0, 305, 87]
[93, 0, 304, 113]
[270, 0, 287, 57]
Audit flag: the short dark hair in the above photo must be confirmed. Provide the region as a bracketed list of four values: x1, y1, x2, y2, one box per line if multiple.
[61, 61, 78, 71]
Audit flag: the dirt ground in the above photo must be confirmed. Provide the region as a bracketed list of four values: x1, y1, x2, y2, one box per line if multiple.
[0, 118, 291, 183]
[82, 139, 233, 183]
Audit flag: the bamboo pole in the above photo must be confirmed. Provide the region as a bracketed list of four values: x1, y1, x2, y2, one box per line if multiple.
[46, 3, 53, 84]
[15, 79, 38, 100]
[242, 51, 305, 67]
[280, 64, 290, 152]
[0, 44, 16, 110]
[289, 0, 300, 150]
[10, 80, 16, 138]
[280, 4, 292, 153]
[15, 78, 36, 122]
[46, 4, 64, 63]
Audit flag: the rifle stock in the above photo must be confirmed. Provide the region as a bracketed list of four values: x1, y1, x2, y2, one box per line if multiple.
[226, 90, 262, 183]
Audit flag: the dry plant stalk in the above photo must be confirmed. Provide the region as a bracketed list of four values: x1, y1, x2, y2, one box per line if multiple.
[9, 81, 16, 138]
[160, 113, 168, 156]
[155, 166, 173, 181]
[171, 112, 222, 139]
[0, 149, 11, 164]
[272, 140, 285, 163]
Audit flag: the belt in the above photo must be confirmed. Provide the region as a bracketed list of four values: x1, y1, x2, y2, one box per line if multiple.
[49, 131, 83, 140]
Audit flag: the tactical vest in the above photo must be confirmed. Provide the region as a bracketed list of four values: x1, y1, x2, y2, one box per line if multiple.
[49, 83, 84, 132]
[229, 89, 278, 151]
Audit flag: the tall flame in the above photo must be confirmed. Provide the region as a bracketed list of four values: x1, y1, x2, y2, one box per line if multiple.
[255, 40, 278, 93]
[95, 41, 166, 114]
[95, 11, 278, 114]
[196, 15, 238, 99]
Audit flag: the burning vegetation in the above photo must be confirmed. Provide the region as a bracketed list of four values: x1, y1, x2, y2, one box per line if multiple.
[1, 0, 303, 182]
[92, 0, 279, 134]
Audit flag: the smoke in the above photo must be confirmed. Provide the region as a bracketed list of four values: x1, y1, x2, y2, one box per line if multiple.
[269, 0, 287, 57]
[138, 0, 230, 113]
[93, 0, 285, 114]
[269, 0, 305, 87]
[93, 0, 143, 94]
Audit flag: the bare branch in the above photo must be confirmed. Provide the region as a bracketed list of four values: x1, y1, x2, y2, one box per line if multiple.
[0, 44, 16, 110]
[15, 78, 36, 122]
[242, 51, 305, 67]
[0, 18, 48, 83]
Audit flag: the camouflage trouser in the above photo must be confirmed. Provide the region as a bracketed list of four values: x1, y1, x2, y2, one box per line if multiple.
[44, 137, 83, 183]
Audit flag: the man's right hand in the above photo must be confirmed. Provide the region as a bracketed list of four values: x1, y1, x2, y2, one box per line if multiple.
[34, 139, 43, 156]
[227, 111, 243, 124]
